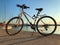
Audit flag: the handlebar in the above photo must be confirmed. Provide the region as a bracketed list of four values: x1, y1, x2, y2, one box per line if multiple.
[17, 4, 30, 9]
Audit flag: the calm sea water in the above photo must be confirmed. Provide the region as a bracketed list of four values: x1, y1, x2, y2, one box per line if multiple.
[1, 26, 60, 34]
[54, 26, 60, 34]
[22, 26, 60, 34]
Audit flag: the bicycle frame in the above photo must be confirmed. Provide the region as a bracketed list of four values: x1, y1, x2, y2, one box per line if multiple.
[18, 7, 46, 27]
[18, 9, 37, 26]
[5, 4, 57, 36]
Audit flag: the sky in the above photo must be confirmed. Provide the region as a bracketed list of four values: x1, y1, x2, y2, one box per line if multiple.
[0, 0, 60, 23]
[0, 0, 60, 34]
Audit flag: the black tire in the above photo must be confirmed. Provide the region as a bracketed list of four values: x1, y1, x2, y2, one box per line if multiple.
[6, 17, 24, 36]
[36, 16, 57, 36]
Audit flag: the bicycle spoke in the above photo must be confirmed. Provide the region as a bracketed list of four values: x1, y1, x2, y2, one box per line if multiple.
[6, 17, 23, 36]
[37, 16, 57, 36]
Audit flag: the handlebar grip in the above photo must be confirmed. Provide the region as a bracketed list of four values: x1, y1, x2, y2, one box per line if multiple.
[26, 7, 30, 9]
[17, 4, 20, 7]
[16, 4, 30, 9]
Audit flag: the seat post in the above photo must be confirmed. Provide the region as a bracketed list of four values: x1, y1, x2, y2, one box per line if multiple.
[37, 11, 40, 16]
[21, 6, 24, 12]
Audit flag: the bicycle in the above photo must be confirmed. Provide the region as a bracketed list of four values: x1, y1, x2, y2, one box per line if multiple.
[6, 4, 57, 36]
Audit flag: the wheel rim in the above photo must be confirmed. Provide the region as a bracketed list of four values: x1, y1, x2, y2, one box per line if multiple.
[6, 17, 23, 36]
[37, 16, 57, 35]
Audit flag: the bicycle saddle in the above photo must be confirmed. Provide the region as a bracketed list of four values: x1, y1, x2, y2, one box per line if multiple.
[35, 8, 43, 12]
[17, 4, 30, 9]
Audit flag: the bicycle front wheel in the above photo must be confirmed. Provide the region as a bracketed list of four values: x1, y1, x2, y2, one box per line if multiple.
[36, 16, 57, 36]
[6, 17, 24, 36]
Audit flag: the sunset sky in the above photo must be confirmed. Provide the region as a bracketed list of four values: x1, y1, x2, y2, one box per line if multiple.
[0, 0, 60, 23]
[0, 0, 60, 34]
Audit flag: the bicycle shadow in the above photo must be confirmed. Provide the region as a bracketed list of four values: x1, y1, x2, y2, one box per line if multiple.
[0, 32, 48, 45]
[8, 35, 47, 45]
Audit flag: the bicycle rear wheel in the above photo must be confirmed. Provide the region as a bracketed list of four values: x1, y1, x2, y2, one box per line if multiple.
[6, 17, 24, 36]
[36, 16, 57, 36]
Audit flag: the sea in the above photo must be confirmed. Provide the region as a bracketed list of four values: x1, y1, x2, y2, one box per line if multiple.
[0, 26, 60, 35]
[22, 26, 60, 35]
